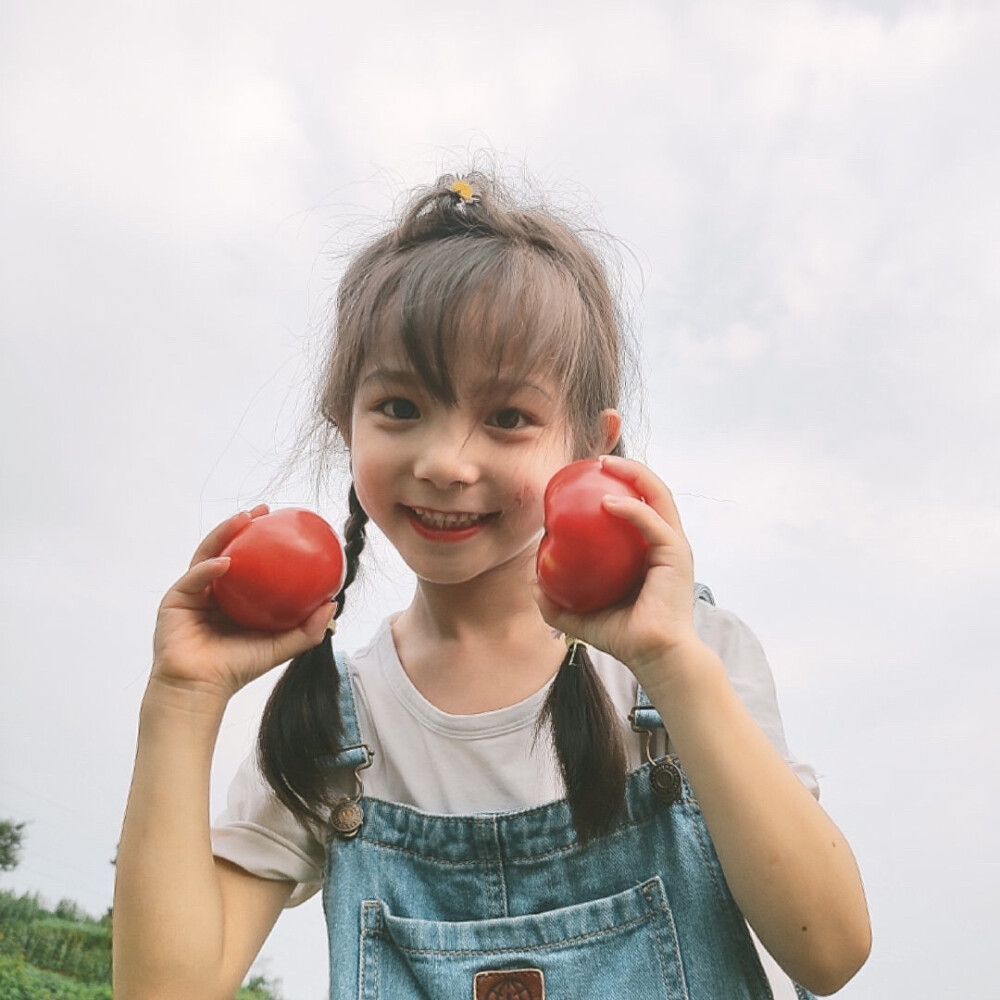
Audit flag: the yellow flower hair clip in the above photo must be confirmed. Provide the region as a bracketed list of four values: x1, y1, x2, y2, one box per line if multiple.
[450, 179, 476, 203]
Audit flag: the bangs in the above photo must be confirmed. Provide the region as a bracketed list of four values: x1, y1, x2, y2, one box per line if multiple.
[364, 238, 586, 404]
[324, 181, 625, 451]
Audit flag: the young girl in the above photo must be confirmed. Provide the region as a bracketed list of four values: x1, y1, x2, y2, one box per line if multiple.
[113, 173, 870, 1000]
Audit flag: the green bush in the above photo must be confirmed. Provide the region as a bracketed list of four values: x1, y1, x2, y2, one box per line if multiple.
[0, 895, 111, 986]
[0, 893, 45, 927]
[0, 953, 112, 1000]
[238, 973, 285, 999]
[53, 901, 88, 924]
[0, 889, 283, 998]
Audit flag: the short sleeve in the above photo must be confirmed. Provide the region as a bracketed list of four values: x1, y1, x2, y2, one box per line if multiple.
[695, 600, 820, 799]
[210, 753, 328, 907]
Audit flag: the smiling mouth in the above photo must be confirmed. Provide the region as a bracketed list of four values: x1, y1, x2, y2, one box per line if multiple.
[407, 506, 496, 531]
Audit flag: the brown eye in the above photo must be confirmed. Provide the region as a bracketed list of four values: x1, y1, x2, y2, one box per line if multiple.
[490, 408, 529, 430]
[379, 398, 419, 419]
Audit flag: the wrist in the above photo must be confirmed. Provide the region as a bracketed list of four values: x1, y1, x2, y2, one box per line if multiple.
[631, 637, 726, 707]
[142, 672, 232, 727]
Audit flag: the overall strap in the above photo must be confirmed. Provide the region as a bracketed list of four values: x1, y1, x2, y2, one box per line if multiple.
[630, 582, 715, 734]
[629, 686, 665, 734]
[316, 649, 373, 772]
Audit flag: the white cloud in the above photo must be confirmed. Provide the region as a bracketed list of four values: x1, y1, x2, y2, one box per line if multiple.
[1, 5, 310, 232]
[666, 322, 773, 379]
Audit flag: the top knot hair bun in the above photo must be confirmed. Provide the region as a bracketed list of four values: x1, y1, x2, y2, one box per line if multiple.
[449, 178, 478, 204]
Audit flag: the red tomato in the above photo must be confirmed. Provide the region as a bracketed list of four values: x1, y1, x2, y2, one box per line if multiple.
[536, 459, 649, 613]
[211, 508, 346, 631]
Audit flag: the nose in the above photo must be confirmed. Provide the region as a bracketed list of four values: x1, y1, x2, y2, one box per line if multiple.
[412, 419, 481, 491]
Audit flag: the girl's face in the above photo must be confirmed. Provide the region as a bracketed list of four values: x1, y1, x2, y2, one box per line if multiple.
[348, 347, 581, 591]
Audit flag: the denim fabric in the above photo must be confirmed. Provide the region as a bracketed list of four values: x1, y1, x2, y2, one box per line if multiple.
[324, 649, 815, 1000]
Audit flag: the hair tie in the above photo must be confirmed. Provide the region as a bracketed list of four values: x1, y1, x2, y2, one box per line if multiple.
[564, 634, 586, 667]
[449, 178, 478, 204]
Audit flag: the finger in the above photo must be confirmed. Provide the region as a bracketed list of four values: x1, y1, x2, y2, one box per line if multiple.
[267, 601, 338, 662]
[601, 494, 683, 549]
[249, 503, 270, 519]
[305, 600, 338, 639]
[169, 555, 232, 600]
[599, 455, 684, 534]
[189, 511, 253, 569]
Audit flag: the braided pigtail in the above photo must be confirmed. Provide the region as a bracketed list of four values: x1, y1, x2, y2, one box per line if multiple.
[538, 642, 628, 842]
[336, 483, 369, 613]
[257, 485, 369, 826]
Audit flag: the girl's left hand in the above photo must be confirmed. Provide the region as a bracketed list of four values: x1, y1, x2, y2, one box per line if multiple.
[534, 455, 704, 688]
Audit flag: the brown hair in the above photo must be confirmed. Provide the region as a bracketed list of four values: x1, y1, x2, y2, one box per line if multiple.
[259, 171, 636, 840]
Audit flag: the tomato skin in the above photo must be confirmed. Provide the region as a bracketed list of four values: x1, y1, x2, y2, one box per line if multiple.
[211, 508, 346, 631]
[536, 459, 649, 613]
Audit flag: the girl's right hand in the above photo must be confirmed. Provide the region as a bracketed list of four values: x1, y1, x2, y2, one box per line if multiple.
[150, 505, 334, 704]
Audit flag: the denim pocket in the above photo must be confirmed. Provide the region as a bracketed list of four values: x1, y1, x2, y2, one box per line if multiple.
[358, 876, 689, 999]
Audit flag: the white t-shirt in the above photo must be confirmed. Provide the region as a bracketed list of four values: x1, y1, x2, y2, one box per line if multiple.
[212, 600, 817, 999]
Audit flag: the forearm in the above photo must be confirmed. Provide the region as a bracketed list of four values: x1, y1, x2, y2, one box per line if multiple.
[642, 644, 871, 995]
[113, 679, 233, 1000]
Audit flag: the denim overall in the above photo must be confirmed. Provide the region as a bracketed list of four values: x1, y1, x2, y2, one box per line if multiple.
[323, 610, 816, 999]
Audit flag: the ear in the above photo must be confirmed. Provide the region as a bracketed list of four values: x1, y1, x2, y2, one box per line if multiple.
[597, 408, 622, 455]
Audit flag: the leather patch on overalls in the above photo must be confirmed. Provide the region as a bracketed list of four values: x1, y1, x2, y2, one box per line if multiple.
[474, 967, 545, 1000]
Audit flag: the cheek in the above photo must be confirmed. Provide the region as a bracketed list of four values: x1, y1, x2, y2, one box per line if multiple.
[354, 466, 385, 509]
[352, 475, 374, 518]
[509, 449, 571, 516]
[350, 451, 390, 519]
[510, 483, 546, 527]
[515, 483, 540, 506]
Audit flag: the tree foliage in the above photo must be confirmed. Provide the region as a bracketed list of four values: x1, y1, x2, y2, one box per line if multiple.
[0, 822, 26, 873]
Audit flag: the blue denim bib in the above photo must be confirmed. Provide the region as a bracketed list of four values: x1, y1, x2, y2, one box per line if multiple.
[323, 628, 816, 999]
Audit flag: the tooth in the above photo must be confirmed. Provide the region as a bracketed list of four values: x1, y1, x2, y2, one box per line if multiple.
[411, 507, 487, 529]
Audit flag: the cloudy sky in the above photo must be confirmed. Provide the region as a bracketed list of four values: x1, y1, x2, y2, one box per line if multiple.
[2, 1, 998, 996]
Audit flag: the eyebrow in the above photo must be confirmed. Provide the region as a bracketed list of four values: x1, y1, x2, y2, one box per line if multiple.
[359, 367, 556, 402]
[359, 368, 422, 389]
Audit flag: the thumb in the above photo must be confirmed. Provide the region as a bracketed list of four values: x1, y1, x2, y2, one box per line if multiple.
[266, 601, 337, 664]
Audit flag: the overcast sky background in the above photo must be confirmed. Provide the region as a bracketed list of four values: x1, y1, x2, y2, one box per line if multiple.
[2, 1, 998, 997]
